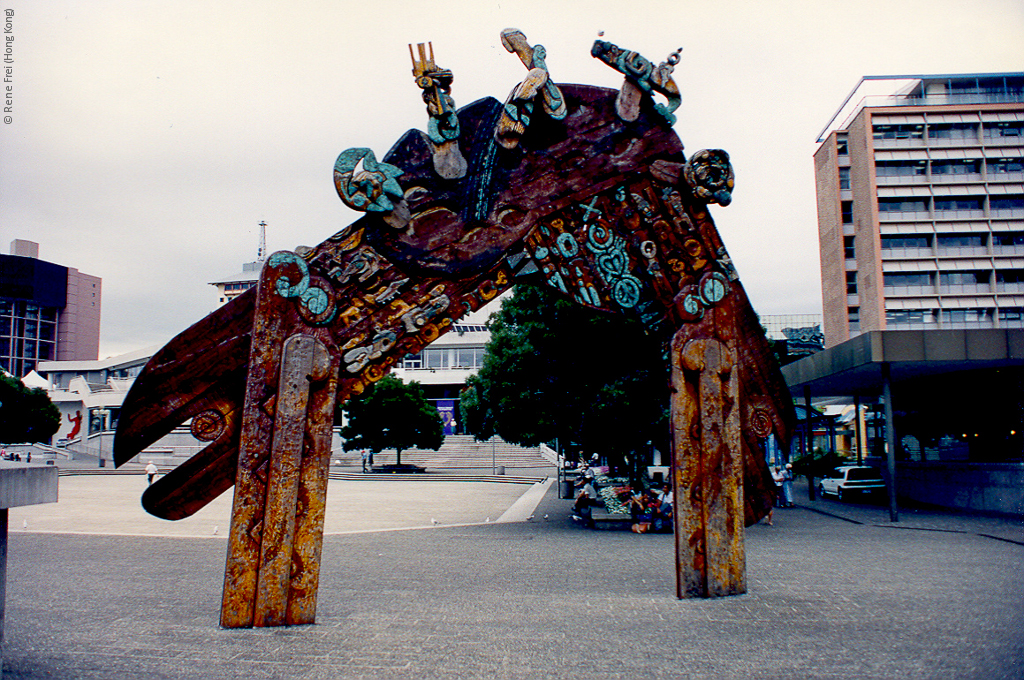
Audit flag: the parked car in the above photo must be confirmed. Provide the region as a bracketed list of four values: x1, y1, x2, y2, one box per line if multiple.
[819, 466, 886, 501]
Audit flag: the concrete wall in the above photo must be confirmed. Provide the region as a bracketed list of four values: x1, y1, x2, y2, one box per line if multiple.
[814, 131, 848, 347]
[896, 461, 1024, 516]
[0, 463, 58, 509]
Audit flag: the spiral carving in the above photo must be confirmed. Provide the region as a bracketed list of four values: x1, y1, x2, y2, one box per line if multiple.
[749, 407, 774, 438]
[191, 409, 227, 442]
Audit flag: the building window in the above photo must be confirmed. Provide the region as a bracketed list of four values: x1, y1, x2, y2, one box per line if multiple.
[937, 234, 985, 250]
[875, 160, 926, 176]
[998, 308, 1024, 323]
[927, 123, 977, 140]
[934, 198, 982, 212]
[878, 198, 928, 213]
[996, 270, 1024, 287]
[873, 124, 924, 140]
[838, 168, 851, 190]
[847, 307, 860, 331]
[990, 197, 1024, 214]
[424, 348, 448, 370]
[987, 158, 1024, 175]
[841, 201, 853, 224]
[454, 347, 485, 369]
[843, 236, 855, 259]
[939, 271, 987, 287]
[884, 272, 932, 288]
[993, 232, 1024, 247]
[836, 137, 848, 155]
[0, 299, 58, 377]
[983, 122, 1023, 138]
[881, 235, 931, 250]
[886, 309, 930, 325]
[401, 352, 423, 369]
[931, 160, 980, 175]
[846, 271, 857, 295]
[940, 308, 990, 325]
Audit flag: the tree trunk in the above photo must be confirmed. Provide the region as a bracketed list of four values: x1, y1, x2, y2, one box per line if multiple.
[396, 447, 402, 467]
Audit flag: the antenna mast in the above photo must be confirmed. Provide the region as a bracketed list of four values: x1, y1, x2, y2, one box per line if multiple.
[257, 221, 267, 262]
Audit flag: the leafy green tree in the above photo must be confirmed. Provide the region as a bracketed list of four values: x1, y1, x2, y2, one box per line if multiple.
[340, 374, 443, 466]
[0, 372, 60, 444]
[461, 283, 669, 470]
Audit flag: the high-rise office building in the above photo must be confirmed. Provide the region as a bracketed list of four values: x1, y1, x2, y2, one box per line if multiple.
[814, 73, 1023, 347]
[0, 240, 102, 377]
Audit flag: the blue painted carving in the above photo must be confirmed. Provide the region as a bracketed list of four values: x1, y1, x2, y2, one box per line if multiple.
[333, 148, 405, 213]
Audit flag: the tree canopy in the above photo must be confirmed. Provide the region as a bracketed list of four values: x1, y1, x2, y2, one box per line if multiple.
[339, 374, 443, 466]
[0, 372, 61, 444]
[460, 283, 669, 466]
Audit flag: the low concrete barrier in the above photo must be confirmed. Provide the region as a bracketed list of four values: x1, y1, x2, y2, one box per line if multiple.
[896, 461, 1024, 516]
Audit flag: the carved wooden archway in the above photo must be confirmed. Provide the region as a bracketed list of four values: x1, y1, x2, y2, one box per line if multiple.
[114, 31, 793, 627]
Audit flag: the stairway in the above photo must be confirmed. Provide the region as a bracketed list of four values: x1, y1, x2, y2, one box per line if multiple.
[340, 435, 554, 471]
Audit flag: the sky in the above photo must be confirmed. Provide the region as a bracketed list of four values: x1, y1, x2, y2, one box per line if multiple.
[1, 0, 1021, 358]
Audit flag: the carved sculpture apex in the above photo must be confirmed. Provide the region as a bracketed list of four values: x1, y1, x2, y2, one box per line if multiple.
[591, 38, 682, 125]
[685, 149, 735, 206]
[333, 148, 405, 213]
[410, 42, 467, 179]
[495, 28, 567, 149]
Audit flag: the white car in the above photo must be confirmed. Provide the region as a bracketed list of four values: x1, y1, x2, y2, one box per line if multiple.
[819, 466, 886, 501]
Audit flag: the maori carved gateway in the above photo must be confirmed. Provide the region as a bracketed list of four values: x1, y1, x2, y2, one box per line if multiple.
[114, 30, 793, 626]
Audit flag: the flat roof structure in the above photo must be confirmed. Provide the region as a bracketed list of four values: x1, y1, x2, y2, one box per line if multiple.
[782, 329, 1024, 398]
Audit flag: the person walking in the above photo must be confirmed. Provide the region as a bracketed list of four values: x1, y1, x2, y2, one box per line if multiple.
[782, 463, 795, 507]
[145, 461, 158, 485]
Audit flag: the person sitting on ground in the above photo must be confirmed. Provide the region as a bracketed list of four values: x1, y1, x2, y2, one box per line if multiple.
[630, 488, 659, 534]
[571, 468, 598, 528]
[653, 482, 673, 532]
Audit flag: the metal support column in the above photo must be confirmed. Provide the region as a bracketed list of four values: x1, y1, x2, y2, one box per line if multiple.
[804, 386, 815, 500]
[854, 394, 863, 466]
[881, 362, 899, 522]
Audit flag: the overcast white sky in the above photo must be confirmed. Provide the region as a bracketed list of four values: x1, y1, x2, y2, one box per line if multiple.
[1, 0, 1021, 358]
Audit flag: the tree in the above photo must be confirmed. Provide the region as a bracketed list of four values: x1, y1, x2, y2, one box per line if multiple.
[0, 372, 61, 444]
[461, 282, 669, 471]
[339, 374, 443, 466]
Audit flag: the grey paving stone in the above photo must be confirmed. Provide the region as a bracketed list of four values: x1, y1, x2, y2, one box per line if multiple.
[3, 481, 1023, 679]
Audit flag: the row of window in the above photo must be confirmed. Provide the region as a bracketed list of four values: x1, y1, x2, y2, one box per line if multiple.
[1, 301, 61, 376]
[0, 300, 59, 321]
[843, 233, 1024, 262]
[873, 158, 1023, 178]
[882, 270, 1024, 287]
[876, 196, 1024, 214]
[222, 282, 255, 293]
[872, 122, 1023, 140]
[885, 308, 1024, 325]
[848, 305, 1024, 330]
[400, 347, 486, 371]
[880, 232, 1024, 250]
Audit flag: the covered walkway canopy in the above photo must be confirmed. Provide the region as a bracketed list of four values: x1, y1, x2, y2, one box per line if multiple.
[781, 329, 1024, 520]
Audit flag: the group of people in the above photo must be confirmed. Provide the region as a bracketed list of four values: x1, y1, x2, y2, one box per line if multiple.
[570, 461, 673, 534]
[764, 462, 794, 525]
[2, 448, 30, 462]
[627, 483, 673, 534]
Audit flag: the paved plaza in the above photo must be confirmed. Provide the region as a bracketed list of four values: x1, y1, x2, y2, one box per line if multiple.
[3, 473, 1023, 679]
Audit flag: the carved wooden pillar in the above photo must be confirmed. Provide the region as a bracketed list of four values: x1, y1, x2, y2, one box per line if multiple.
[221, 258, 340, 628]
[671, 312, 745, 598]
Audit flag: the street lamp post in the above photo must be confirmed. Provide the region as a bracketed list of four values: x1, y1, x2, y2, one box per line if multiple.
[95, 408, 110, 468]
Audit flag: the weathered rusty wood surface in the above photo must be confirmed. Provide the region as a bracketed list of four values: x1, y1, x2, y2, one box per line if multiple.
[671, 309, 744, 598]
[115, 33, 795, 624]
